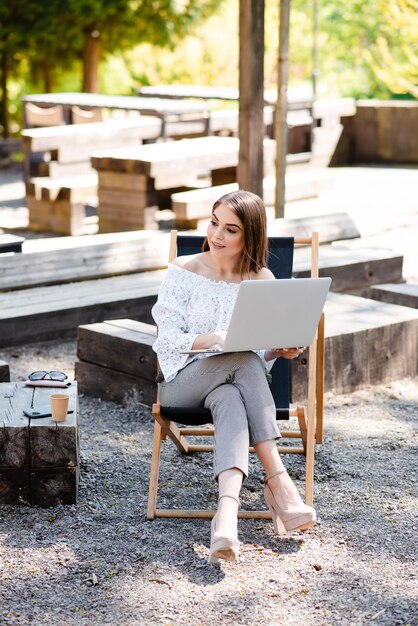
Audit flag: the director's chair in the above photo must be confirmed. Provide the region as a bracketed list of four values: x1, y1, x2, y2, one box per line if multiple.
[147, 230, 325, 520]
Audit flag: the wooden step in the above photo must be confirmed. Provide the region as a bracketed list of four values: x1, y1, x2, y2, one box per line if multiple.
[368, 283, 418, 309]
[0, 271, 164, 348]
[0, 231, 171, 290]
[291, 292, 418, 396]
[171, 172, 330, 222]
[75, 320, 157, 406]
[293, 245, 403, 292]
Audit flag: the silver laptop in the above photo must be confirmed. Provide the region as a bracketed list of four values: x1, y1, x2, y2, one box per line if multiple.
[179, 277, 331, 354]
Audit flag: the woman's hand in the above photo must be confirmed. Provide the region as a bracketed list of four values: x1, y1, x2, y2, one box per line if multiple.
[192, 331, 227, 350]
[264, 347, 306, 361]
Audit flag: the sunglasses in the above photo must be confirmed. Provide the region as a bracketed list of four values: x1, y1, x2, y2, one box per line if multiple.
[28, 370, 68, 382]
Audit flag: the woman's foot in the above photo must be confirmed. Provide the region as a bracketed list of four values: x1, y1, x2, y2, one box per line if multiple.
[208, 494, 240, 563]
[264, 468, 316, 533]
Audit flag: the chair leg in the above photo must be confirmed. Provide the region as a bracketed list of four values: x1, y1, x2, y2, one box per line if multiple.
[304, 326, 318, 506]
[316, 313, 325, 444]
[305, 380, 316, 506]
[153, 403, 190, 453]
[296, 405, 307, 455]
[147, 420, 163, 520]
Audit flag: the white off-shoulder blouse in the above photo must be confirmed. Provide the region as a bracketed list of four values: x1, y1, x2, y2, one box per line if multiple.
[151, 263, 274, 382]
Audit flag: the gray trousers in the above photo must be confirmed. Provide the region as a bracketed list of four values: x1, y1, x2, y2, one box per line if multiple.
[159, 352, 281, 479]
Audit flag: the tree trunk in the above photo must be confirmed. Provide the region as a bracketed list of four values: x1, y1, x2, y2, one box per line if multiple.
[82, 30, 101, 93]
[274, 0, 291, 218]
[1, 50, 9, 138]
[42, 60, 53, 93]
[238, 0, 265, 198]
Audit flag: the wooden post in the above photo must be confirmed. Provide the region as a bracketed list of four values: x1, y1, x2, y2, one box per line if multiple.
[274, 0, 291, 218]
[238, 0, 265, 198]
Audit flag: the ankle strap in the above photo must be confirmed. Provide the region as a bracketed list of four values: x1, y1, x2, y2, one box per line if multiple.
[264, 468, 287, 483]
[218, 494, 240, 507]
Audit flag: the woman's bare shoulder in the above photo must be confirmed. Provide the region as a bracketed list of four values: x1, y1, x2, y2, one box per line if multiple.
[252, 267, 275, 280]
[171, 253, 205, 272]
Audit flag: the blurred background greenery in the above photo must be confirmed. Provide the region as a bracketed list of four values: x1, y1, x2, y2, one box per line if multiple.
[1, 0, 417, 137]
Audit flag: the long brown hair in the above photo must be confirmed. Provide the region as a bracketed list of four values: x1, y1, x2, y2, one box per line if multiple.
[202, 190, 268, 276]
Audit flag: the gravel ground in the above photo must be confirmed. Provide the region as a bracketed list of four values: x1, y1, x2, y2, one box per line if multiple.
[0, 339, 417, 626]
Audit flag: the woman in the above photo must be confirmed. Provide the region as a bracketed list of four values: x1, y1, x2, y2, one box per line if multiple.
[151, 190, 316, 564]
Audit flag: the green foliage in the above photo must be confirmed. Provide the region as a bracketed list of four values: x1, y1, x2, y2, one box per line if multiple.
[0, 0, 224, 134]
[314, 0, 418, 98]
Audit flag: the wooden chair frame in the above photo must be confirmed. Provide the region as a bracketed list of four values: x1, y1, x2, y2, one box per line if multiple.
[147, 230, 324, 520]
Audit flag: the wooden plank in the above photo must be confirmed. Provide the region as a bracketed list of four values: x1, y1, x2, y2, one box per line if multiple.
[0, 272, 162, 312]
[22, 118, 161, 154]
[91, 137, 244, 178]
[291, 293, 418, 397]
[369, 283, 418, 309]
[43, 161, 96, 179]
[98, 171, 151, 192]
[0, 383, 31, 468]
[268, 213, 360, 242]
[75, 360, 156, 407]
[77, 320, 157, 380]
[172, 182, 358, 245]
[29, 174, 97, 196]
[293, 245, 403, 292]
[0, 272, 161, 347]
[98, 188, 155, 210]
[0, 231, 170, 291]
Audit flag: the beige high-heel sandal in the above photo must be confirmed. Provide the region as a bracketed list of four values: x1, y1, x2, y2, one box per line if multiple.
[264, 468, 316, 534]
[208, 494, 240, 564]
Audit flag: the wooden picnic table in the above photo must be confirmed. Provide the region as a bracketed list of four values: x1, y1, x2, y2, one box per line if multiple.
[22, 93, 211, 139]
[138, 84, 315, 110]
[90, 136, 276, 232]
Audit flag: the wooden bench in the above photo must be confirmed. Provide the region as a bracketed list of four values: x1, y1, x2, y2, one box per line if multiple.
[75, 291, 418, 406]
[91, 136, 276, 232]
[76, 320, 157, 406]
[22, 117, 162, 180]
[0, 245, 404, 348]
[368, 283, 418, 309]
[0, 231, 171, 291]
[26, 174, 98, 235]
[0, 271, 164, 348]
[292, 292, 418, 396]
[0, 382, 79, 506]
[171, 172, 332, 227]
[0, 234, 25, 253]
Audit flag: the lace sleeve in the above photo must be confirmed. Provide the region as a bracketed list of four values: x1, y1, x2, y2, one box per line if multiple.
[151, 268, 198, 380]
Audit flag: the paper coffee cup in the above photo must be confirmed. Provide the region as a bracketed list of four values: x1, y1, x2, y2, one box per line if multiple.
[50, 394, 70, 422]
